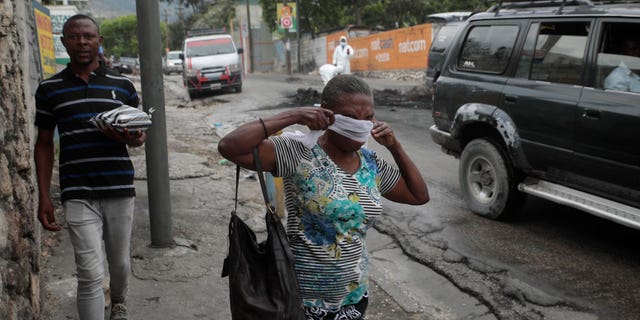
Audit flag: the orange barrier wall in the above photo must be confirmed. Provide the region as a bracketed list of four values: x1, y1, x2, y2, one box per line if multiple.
[326, 24, 433, 72]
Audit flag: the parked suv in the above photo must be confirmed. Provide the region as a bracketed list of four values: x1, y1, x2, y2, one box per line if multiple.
[429, 0, 640, 229]
[425, 12, 472, 92]
[113, 57, 139, 74]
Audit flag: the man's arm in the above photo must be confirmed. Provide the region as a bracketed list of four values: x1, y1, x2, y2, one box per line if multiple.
[34, 128, 62, 231]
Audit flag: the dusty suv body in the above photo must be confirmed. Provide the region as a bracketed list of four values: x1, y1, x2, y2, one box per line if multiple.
[429, 0, 640, 228]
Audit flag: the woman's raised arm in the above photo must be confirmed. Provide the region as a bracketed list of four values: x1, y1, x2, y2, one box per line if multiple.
[217, 107, 335, 172]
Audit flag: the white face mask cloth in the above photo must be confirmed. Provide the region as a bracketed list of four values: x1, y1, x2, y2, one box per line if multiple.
[280, 114, 373, 148]
[328, 114, 373, 142]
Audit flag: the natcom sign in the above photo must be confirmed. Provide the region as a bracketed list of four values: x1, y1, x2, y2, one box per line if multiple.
[327, 24, 433, 72]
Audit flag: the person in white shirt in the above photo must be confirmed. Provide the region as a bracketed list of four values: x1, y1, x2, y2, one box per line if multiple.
[332, 36, 354, 74]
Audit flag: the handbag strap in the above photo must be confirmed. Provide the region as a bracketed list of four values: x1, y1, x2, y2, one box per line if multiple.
[231, 148, 275, 215]
[233, 165, 240, 215]
[252, 148, 276, 214]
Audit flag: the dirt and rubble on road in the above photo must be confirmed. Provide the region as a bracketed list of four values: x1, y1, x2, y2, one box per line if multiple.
[276, 86, 430, 110]
[157, 74, 430, 320]
[41, 73, 431, 320]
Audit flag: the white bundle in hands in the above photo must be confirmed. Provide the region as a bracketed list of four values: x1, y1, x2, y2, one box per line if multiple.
[89, 105, 153, 132]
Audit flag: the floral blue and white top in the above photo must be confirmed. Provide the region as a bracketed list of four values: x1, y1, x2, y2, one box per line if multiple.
[271, 136, 401, 312]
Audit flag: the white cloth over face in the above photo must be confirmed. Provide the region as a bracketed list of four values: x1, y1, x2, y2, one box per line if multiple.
[281, 114, 373, 148]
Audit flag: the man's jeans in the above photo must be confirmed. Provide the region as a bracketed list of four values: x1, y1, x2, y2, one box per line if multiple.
[64, 197, 134, 320]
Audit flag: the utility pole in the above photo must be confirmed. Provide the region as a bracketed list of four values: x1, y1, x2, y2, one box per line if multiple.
[177, 4, 185, 39]
[163, 9, 169, 52]
[282, 0, 291, 74]
[296, 0, 300, 73]
[245, 0, 253, 73]
[135, 0, 174, 248]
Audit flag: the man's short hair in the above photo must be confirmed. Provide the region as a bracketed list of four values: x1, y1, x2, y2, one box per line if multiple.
[62, 14, 100, 36]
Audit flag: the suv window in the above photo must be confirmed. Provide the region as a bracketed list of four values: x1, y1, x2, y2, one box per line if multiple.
[431, 23, 463, 53]
[523, 21, 590, 85]
[457, 25, 519, 74]
[596, 22, 640, 92]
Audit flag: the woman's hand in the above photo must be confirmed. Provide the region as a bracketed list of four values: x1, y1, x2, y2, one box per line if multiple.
[295, 107, 335, 130]
[102, 127, 146, 147]
[371, 120, 397, 148]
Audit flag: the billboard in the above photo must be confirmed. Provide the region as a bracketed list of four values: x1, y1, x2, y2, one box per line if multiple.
[46, 5, 77, 65]
[276, 3, 297, 33]
[326, 24, 433, 71]
[33, 2, 56, 78]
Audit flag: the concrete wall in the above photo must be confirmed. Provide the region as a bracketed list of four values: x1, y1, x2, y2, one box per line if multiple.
[271, 33, 315, 74]
[0, 1, 43, 319]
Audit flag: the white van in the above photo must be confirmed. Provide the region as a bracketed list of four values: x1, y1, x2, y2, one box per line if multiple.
[181, 32, 243, 98]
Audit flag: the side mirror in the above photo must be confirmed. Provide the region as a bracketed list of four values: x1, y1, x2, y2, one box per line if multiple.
[179, 53, 184, 60]
[237, 48, 244, 54]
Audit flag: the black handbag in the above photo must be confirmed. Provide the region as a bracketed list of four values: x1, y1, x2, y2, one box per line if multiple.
[221, 148, 305, 320]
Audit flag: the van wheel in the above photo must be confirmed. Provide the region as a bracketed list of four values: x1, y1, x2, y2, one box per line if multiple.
[234, 84, 242, 93]
[188, 91, 198, 100]
[459, 138, 525, 220]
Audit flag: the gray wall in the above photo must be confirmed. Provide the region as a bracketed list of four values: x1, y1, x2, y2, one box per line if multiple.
[271, 33, 316, 74]
[0, 1, 44, 319]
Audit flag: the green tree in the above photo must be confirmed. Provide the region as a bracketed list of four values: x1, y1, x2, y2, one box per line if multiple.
[161, 0, 236, 16]
[188, 0, 237, 31]
[260, 0, 492, 36]
[260, 0, 349, 35]
[167, 20, 187, 50]
[100, 15, 138, 58]
[361, 0, 430, 29]
[100, 15, 169, 58]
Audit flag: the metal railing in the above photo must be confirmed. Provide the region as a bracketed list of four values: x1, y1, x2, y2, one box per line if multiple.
[186, 28, 228, 37]
[488, 0, 595, 15]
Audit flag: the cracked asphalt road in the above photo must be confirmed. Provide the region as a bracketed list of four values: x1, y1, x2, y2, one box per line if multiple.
[224, 73, 639, 320]
[43, 72, 632, 320]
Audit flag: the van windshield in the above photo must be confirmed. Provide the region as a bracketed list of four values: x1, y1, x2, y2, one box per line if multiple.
[167, 52, 181, 59]
[186, 38, 235, 57]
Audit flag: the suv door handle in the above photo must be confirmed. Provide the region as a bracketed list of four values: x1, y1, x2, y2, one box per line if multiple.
[582, 109, 601, 119]
[504, 95, 517, 104]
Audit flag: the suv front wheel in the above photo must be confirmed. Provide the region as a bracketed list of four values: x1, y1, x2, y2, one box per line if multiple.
[459, 138, 525, 219]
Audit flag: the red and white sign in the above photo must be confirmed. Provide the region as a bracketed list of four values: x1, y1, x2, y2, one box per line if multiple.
[281, 16, 293, 29]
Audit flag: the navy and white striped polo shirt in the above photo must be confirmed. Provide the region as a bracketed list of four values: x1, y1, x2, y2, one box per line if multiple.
[35, 65, 140, 203]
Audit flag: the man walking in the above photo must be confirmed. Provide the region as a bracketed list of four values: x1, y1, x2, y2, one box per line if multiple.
[34, 14, 145, 320]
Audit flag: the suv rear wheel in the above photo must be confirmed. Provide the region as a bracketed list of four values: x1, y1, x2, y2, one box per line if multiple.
[459, 138, 525, 219]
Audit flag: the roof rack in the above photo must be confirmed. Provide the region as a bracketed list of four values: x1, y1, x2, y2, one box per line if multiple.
[186, 28, 227, 37]
[488, 0, 594, 16]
